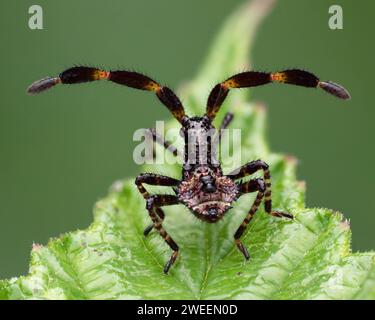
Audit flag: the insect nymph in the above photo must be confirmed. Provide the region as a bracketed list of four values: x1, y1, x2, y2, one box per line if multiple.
[27, 66, 350, 273]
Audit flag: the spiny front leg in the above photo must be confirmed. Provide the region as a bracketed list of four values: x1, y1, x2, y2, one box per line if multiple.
[217, 112, 234, 144]
[144, 128, 182, 162]
[234, 178, 266, 260]
[227, 160, 293, 220]
[146, 194, 180, 274]
[142, 208, 165, 236]
[135, 173, 180, 236]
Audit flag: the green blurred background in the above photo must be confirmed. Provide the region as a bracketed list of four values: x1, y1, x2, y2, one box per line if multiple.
[0, 0, 374, 278]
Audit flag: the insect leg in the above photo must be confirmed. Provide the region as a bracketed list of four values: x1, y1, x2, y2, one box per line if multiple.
[144, 128, 181, 162]
[135, 173, 180, 236]
[227, 160, 293, 219]
[217, 112, 234, 143]
[219, 112, 234, 130]
[234, 178, 266, 259]
[142, 208, 165, 236]
[146, 194, 180, 274]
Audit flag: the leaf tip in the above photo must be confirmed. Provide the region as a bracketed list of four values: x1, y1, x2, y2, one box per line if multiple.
[254, 102, 267, 114]
[284, 154, 299, 166]
[109, 180, 125, 193]
[32, 243, 43, 252]
[339, 219, 351, 231]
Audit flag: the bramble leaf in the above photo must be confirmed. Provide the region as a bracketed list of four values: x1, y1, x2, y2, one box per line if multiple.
[1, 0, 374, 300]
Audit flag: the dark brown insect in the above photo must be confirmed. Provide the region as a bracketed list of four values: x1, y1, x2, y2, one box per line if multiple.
[27, 66, 350, 273]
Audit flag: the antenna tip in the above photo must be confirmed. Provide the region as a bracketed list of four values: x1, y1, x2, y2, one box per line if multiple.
[319, 81, 351, 100]
[26, 77, 60, 95]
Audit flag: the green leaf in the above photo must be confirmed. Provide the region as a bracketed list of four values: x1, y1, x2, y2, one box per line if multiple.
[1, 0, 374, 300]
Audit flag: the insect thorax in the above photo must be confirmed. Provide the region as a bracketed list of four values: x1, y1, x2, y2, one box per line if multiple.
[181, 116, 220, 167]
[178, 165, 239, 223]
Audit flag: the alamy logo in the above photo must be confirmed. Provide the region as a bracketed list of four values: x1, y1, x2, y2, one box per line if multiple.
[328, 5, 343, 30]
[28, 5, 43, 30]
[133, 121, 242, 169]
